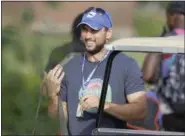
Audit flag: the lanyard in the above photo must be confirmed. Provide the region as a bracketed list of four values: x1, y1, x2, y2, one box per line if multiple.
[81, 51, 110, 91]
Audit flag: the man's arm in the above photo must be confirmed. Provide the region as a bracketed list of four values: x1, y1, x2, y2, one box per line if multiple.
[142, 53, 161, 84]
[142, 31, 176, 84]
[104, 91, 147, 121]
[81, 91, 147, 121]
[41, 65, 68, 120]
[103, 58, 147, 121]
[48, 96, 68, 120]
[81, 59, 147, 121]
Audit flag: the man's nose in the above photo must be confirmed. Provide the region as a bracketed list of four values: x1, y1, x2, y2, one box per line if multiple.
[85, 31, 93, 39]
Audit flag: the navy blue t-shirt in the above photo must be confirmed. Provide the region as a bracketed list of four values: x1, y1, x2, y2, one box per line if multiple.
[60, 52, 144, 135]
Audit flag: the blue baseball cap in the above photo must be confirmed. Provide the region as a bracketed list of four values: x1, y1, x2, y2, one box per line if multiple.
[77, 7, 113, 30]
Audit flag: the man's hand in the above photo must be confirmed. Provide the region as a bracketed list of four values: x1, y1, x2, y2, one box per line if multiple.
[42, 64, 65, 98]
[81, 95, 100, 111]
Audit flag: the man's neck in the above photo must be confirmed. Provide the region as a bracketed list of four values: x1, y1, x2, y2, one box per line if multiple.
[86, 48, 108, 62]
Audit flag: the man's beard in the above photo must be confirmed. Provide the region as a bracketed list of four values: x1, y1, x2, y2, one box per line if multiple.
[86, 44, 105, 55]
[85, 39, 106, 55]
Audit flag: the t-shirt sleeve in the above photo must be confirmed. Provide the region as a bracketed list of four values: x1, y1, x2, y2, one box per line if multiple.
[124, 59, 145, 95]
[60, 75, 68, 102]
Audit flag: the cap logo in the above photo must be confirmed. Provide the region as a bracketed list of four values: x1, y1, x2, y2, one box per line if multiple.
[86, 11, 96, 18]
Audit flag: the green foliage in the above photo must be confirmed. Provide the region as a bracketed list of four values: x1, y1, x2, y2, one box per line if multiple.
[2, 26, 21, 49]
[134, 11, 164, 37]
[137, 1, 169, 9]
[158, 1, 169, 9]
[21, 7, 35, 25]
[45, 1, 62, 9]
[2, 24, 70, 134]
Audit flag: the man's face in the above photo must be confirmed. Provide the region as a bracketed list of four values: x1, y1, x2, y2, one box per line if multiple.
[80, 25, 111, 54]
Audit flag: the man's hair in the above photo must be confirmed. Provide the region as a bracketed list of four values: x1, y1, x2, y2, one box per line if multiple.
[167, 1, 185, 15]
[71, 13, 83, 40]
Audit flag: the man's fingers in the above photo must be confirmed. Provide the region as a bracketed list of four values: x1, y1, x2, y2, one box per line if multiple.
[81, 95, 92, 102]
[52, 64, 61, 77]
[42, 66, 64, 98]
[82, 96, 88, 102]
[47, 69, 53, 79]
[47, 65, 63, 80]
[42, 71, 47, 82]
[55, 66, 63, 79]
[81, 102, 88, 110]
[58, 72, 65, 83]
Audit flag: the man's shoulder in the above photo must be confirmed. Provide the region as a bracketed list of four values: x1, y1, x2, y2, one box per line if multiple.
[111, 52, 140, 73]
[114, 52, 138, 66]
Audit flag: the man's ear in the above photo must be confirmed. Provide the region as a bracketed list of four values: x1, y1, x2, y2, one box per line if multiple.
[106, 28, 112, 42]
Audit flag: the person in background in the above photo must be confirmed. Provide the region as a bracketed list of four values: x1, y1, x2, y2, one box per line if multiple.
[127, 1, 185, 131]
[142, 1, 185, 84]
[43, 7, 147, 135]
[142, 1, 185, 131]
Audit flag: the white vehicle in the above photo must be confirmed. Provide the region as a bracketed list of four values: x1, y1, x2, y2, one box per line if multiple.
[106, 35, 184, 53]
[93, 35, 185, 136]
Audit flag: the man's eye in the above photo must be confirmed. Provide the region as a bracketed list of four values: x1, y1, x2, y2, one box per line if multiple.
[81, 25, 99, 33]
[81, 26, 87, 31]
[91, 29, 99, 33]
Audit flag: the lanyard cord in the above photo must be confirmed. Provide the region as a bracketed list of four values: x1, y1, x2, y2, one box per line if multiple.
[81, 51, 110, 90]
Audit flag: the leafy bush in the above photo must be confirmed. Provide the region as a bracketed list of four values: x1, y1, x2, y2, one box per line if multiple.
[134, 2, 165, 37]
[2, 25, 70, 134]
[21, 7, 35, 25]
